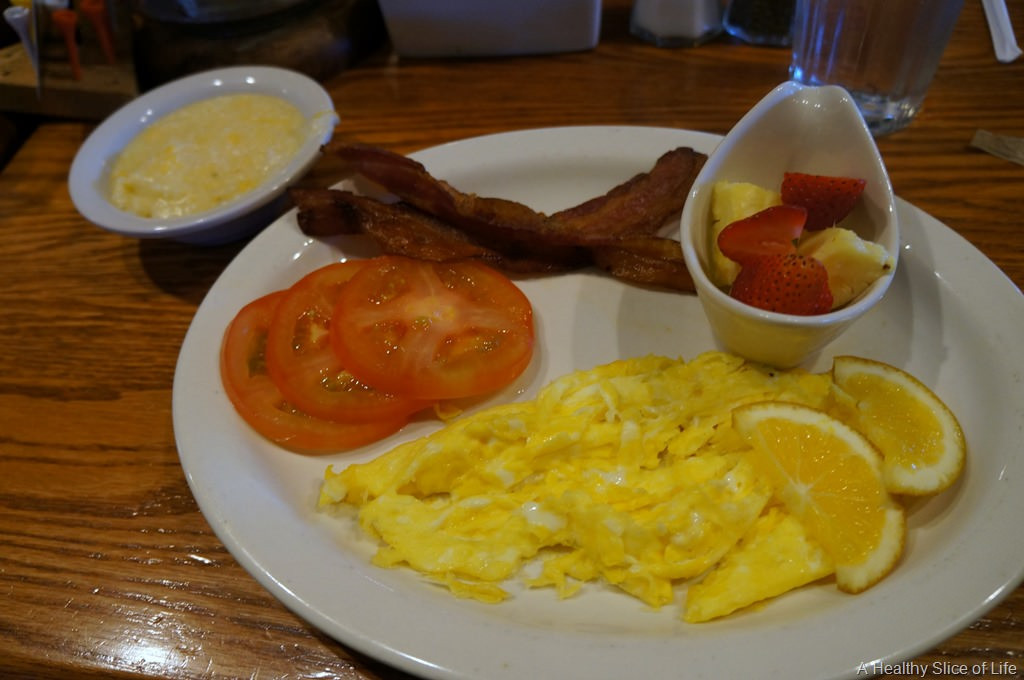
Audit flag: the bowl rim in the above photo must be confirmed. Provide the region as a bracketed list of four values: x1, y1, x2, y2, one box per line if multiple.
[68, 65, 338, 240]
[680, 81, 899, 330]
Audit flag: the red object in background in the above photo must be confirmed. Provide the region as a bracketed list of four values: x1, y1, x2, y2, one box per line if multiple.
[80, 0, 117, 64]
[51, 9, 81, 80]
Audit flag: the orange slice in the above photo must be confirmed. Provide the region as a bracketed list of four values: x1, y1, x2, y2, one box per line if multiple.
[830, 356, 966, 496]
[733, 402, 905, 593]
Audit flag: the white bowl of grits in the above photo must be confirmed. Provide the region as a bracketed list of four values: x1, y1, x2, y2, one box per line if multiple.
[69, 66, 338, 245]
[680, 81, 899, 368]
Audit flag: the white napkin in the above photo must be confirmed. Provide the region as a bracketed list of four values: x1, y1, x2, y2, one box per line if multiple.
[981, 0, 1022, 63]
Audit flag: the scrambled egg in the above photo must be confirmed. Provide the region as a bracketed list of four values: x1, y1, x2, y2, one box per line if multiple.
[319, 352, 835, 621]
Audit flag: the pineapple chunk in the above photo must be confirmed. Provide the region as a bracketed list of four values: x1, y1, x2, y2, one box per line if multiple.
[683, 506, 833, 623]
[709, 182, 781, 287]
[797, 227, 895, 309]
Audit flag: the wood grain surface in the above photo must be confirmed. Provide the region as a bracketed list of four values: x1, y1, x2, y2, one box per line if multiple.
[1, 1, 1021, 678]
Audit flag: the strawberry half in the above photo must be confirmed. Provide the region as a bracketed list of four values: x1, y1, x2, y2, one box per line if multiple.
[717, 204, 807, 266]
[729, 253, 833, 315]
[780, 172, 867, 231]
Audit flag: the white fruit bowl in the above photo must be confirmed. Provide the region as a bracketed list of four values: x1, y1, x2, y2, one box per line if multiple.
[680, 81, 899, 367]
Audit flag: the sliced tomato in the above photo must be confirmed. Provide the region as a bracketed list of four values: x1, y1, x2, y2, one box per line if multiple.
[220, 291, 406, 453]
[330, 256, 535, 401]
[264, 261, 428, 423]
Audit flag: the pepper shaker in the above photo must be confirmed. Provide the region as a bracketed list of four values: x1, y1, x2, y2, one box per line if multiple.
[723, 0, 795, 46]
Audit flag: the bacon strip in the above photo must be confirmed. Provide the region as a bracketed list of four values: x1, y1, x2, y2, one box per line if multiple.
[591, 236, 693, 291]
[292, 188, 584, 273]
[326, 143, 558, 249]
[550, 147, 705, 239]
[327, 142, 704, 244]
[294, 142, 706, 291]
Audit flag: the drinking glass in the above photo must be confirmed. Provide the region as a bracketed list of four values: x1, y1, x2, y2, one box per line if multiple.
[789, 0, 964, 136]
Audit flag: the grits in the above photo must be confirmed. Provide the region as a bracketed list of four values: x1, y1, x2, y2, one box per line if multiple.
[109, 93, 307, 219]
[319, 351, 838, 621]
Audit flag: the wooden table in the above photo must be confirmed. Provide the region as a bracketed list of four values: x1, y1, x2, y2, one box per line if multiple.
[2, 2, 1021, 678]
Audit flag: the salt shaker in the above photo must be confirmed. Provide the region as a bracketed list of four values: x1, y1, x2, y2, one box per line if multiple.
[630, 0, 723, 48]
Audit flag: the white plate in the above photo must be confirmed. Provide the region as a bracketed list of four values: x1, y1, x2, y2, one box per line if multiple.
[172, 126, 1024, 680]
